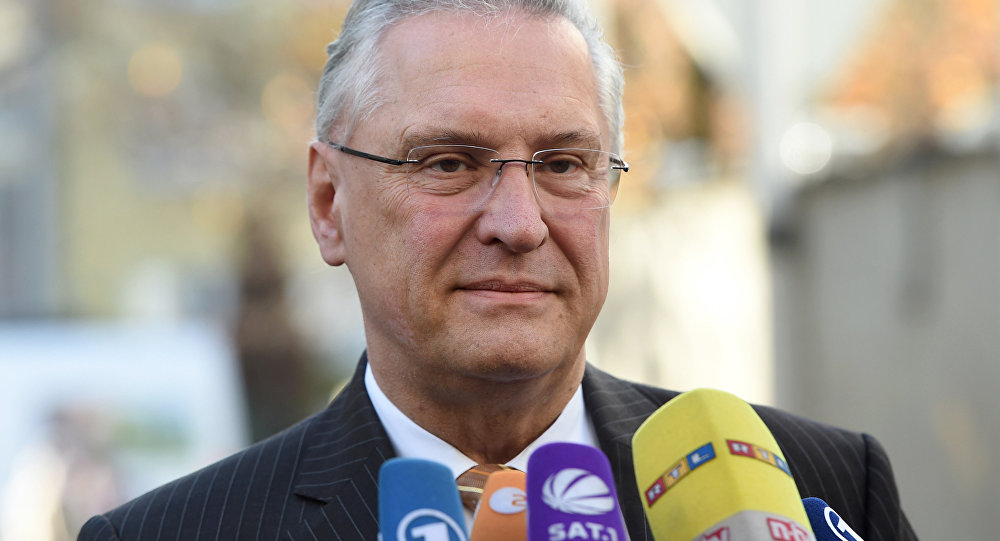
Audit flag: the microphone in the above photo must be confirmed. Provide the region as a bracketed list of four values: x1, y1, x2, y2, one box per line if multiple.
[379, 457, 469, 541]
[469, 469, 527, 540]
[802, 497, 864, 541]
[632, 388, 815, 541]
[526, 442, 629, 541]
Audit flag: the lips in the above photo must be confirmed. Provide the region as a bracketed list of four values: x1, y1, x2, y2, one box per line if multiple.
[459, 280, 553, 293]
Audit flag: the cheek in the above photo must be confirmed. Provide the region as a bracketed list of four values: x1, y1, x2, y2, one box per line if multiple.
[353, 181, 427, 259]
[377, 179, 418, 221]
[339, 179, 416, 289]
[407, 205, 476, 251]
[550, 213, 611, 299]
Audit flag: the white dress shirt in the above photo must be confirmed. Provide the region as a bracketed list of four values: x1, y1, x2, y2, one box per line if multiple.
[364, 363, 600, 529]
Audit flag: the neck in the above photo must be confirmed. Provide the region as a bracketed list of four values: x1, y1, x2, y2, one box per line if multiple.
[370, 353, 586, 464]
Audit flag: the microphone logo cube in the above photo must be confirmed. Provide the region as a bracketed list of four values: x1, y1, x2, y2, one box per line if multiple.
[378, 458, 468, 541]
[528, 443, 627, 541]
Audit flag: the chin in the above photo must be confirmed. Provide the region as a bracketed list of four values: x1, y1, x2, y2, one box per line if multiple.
[451, 343, 582, 383]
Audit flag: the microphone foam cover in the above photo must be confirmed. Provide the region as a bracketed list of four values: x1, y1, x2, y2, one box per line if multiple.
[379, 457, 468, 541]
[469, 469, 527, 540]
[526, 442, 628, 541]
[632, 388, 812, 541]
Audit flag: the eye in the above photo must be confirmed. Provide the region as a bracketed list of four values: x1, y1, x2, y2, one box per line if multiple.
[406, 145, 500, 184]
[538, 154, 585, 175]
[416, 149, 489, 174]
[429, 158, 469, 173]
[542, 159, 578, 174]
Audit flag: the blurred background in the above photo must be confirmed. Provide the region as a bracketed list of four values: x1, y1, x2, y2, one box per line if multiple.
[1, 0, 997, 538]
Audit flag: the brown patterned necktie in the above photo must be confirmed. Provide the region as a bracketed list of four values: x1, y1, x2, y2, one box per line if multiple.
[456, 464, 517, 512]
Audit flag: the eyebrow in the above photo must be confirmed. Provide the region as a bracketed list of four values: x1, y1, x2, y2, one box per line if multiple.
[544, 131, 603, 150]
[399, 128, 494, 151]
[398, 127, 605, 153]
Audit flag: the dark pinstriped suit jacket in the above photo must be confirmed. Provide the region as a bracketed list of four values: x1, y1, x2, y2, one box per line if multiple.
[79, 356, 917, 540]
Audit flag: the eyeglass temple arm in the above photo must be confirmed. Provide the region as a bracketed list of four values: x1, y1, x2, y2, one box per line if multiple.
[325, 142, 417, 166]
[612, 157, 630, 173]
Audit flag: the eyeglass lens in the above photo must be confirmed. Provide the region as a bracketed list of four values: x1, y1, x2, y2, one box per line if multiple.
[404, 145, 622, 213]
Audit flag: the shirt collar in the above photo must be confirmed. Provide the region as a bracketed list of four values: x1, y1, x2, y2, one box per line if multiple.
[364, 362, 599, 480]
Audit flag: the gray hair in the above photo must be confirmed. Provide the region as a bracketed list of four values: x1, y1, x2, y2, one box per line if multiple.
[315, 0, 625, 153]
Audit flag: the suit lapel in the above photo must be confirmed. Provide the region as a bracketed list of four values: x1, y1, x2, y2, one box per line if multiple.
[583, 364, 678, 541]
[280, 360, 671, 540]
[284, 355, 395, 540]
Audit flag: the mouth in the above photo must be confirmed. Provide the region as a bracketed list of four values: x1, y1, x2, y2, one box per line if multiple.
[456, 280, 557, 306]
[458, 280, 552, 293]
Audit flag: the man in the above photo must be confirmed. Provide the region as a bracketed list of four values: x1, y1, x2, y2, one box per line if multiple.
[79, 1, 917, 540]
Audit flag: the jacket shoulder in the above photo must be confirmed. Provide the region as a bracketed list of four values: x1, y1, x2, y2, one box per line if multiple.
[752, 404, 916, 541]
[582, 366, 915, 541]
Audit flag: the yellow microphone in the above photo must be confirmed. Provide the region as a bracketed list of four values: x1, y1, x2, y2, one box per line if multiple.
[632, 388, 815, 541]
[469, 470, 527, 540]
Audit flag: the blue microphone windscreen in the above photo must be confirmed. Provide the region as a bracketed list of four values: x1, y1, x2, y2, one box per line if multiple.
[379, 457, 469, 541]
[526, 442, 628, 541]
[802, 497, 864, 541]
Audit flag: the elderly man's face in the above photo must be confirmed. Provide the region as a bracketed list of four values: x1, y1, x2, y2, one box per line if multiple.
[310, 11, 611, 382]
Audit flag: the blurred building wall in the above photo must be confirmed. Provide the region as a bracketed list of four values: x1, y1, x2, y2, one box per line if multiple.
[591, 179, 774, 405]
[0, 0, 60, 318]
[587, 0, 774, 405]
[772, 146, 1000, 540]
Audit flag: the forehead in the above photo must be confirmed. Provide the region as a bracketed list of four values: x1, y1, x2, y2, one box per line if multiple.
[371, 10, 606, 151]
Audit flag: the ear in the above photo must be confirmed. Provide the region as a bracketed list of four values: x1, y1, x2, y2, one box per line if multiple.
[307, 141, 347, 266]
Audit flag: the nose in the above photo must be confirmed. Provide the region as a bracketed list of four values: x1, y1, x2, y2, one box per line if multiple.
[474, 161, 548, 252]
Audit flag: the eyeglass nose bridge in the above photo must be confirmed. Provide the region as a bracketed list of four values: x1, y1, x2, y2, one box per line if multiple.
[488, 158, 544, 187]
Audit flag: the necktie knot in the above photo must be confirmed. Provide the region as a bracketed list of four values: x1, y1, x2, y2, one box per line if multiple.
[456, 464, 517, 512]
